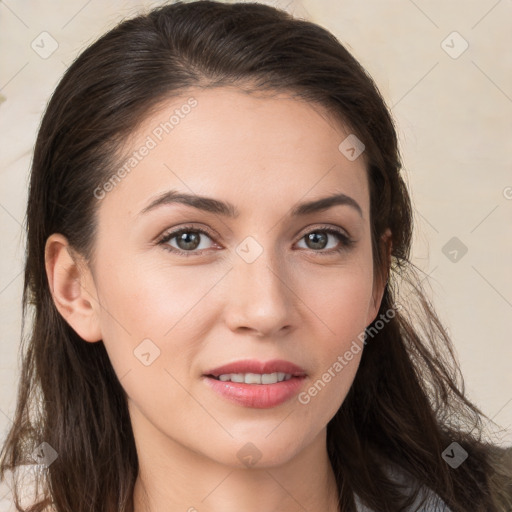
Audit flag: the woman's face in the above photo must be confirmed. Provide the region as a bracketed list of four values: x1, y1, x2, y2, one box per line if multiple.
[82, 87, 385, 468]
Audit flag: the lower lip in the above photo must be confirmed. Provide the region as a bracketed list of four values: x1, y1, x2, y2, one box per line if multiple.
[203, 375, 306, 408]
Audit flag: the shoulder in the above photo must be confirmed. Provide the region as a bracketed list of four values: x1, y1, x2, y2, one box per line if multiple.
[354, 463, 452, 512]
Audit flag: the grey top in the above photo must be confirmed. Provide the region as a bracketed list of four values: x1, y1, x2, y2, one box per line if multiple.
[354, 463, 452, 511]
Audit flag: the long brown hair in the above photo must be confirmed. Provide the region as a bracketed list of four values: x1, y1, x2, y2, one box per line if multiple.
[1, 2, 510, 511]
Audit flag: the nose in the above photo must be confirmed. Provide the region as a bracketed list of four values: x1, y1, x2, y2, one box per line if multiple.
[222, 243, 298, 338]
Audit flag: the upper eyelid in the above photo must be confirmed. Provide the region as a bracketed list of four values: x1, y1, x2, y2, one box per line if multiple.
[157, 223, 352, 247]
[157, 225, 217, 243]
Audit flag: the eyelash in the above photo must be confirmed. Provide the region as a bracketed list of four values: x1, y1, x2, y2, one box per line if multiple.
[156, 224, 355, 258]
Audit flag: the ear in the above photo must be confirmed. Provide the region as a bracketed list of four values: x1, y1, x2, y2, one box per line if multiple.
[366, 228, 392, 325]
[44, 233, 102, 342]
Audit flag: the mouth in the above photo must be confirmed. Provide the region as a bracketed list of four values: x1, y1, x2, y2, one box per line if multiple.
[203, 358, 307, 380]
[202, 359, 307, 408]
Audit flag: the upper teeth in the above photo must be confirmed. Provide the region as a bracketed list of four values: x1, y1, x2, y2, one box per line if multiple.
[217, 372, 292, 384]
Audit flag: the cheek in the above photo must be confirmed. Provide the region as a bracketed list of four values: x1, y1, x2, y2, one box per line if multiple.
[96, 256, 214, 335]
[295, 288, 368, 429]
[93, 255, 225, 383]
[297, 255, 375, 339]
[293, 258, 373, 414]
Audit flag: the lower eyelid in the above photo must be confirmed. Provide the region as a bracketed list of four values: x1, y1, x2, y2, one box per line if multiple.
[157, 226, 353, 254]
[298, 229, 354, 251]
[157, 228, 216, 251]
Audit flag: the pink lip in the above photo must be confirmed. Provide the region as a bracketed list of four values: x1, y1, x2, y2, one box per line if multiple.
[203, 375, 306, 408]
[202, 359, 307, 409]
[204, 359, 307, 378]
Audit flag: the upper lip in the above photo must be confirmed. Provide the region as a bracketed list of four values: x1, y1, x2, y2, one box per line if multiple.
[204, 359, 307, 378]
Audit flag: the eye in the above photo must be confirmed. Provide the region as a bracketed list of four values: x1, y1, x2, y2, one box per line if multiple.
[156, 224, 355, 257]
[296, 226, 355, 255]
[157, 225, 217, 257]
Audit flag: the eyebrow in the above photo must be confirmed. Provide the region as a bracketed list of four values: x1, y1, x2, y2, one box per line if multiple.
[139, 190, 363, 219]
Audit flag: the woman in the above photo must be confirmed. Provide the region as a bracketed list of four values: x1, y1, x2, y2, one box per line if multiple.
[0, 1, 510, 511]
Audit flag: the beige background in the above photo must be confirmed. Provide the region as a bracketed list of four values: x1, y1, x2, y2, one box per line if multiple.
[0, 0, 511, 498]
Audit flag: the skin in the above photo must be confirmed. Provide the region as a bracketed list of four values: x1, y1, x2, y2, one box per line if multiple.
[45, 86, 390, 512]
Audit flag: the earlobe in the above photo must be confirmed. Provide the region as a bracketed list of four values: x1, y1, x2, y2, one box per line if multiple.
[45, 233, 102, 342]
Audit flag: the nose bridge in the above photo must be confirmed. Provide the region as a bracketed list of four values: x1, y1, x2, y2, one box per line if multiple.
[224, 233, 295, 335]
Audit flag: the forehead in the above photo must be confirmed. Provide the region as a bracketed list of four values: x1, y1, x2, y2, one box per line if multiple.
[99, 86, 370, 222]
